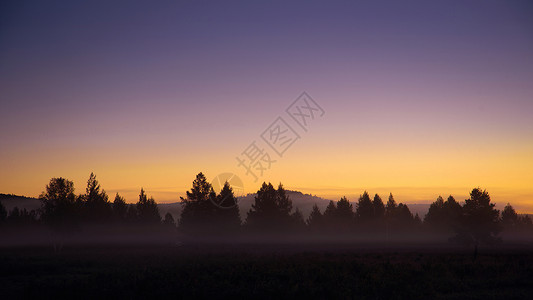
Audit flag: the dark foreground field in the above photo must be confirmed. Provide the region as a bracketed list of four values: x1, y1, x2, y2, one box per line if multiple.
[1, 243, 533, 299]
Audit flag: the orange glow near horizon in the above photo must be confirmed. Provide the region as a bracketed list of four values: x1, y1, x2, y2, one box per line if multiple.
[1, 119, 532, 213]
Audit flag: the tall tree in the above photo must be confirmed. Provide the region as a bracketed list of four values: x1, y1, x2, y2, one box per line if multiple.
[396, 203, 414, 223]
[426, 195, 463, 232]
[336, 197, 353, 219]
[306, 204, 323, 229]
[335, 196, 354, 230]
[136, 188, 161, 224]
[39, 177, 78, 231]
[322, 200, 337, 230]
[455, 188, 500, 245]
[385, 193, 397, 218]
[501, 203, 518, 228]
[245, 182, 293, 231]
[179, 172, 218, 232]
[424, 196, 446, 226]
[113, 193, 128, 221]
[373, 194, 385, 219]
[356, 191, 374, 221]
[82, 173, 111, 222]
[215, 181, 241, 231]
[276, 184, 293, 217]
[323, 200, 336, 218]
[443, 196, 463, 226]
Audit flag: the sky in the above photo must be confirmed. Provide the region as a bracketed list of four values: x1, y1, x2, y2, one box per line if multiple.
[1, 1, 532, 211]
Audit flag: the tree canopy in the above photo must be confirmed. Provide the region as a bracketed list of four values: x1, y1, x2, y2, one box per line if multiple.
[246, 182, 294, 231]
[453, 188, 501, 245]
[39, 177, 78, 232]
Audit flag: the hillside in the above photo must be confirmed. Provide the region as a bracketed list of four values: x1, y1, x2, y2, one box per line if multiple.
[0, 194, 41, 212]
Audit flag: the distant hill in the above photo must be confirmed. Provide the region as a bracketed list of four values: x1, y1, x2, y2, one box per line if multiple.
[0, 194, 41, 212]
[406, 204, 431, 219]
[159, 190, 332, 222]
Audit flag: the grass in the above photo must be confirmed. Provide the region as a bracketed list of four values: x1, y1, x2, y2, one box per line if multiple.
[1, 244, 533, 299]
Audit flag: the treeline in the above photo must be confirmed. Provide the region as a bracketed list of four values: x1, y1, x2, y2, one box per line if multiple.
[178, 173, 533, 245]
[1, 172, 532, 245]
[0, 173, 174, 233]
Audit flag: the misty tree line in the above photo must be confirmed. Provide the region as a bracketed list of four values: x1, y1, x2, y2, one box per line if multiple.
[0, 173, 172, 232]
[1, 172, 531, 244]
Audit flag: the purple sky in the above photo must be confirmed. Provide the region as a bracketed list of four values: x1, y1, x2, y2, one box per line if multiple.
[1, 1, 532, 209]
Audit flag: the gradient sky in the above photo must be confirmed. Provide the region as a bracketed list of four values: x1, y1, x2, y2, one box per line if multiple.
[1, 1, 532, 211]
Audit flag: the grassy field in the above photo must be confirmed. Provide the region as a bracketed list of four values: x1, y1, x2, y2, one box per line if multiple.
[1, 243, 533, 299]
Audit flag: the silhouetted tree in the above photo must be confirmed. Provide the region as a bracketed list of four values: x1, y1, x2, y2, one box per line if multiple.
[276, 184, 293, 217]
[356, 191, 374, 222]
[425, 196, 446, 226]
[113, 193, 128, 221]
[336, 197, 354, 219]
[323, 200, 336, 218]
[81, 173, 112, 222]
[453, 188, 500, 245]
[245, 182, 293, 231]
[396, 203, 414, 223]
[373, 194, 385, 219]
[501, 203, 518, 228]
[306, 204, 323, 229]
[179, 173, 218, 233]
[322, 200, 337, 230]
[425, 195, 463, 230]
[443, 196, 463, 228]
[385, 193, 397, 218]
[39, 177, 78, 232]
[136, 188, 161, 224]
[334, 196, 354, 231]
[215, 182, 241, 231]
[383, 193, 416, 230]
